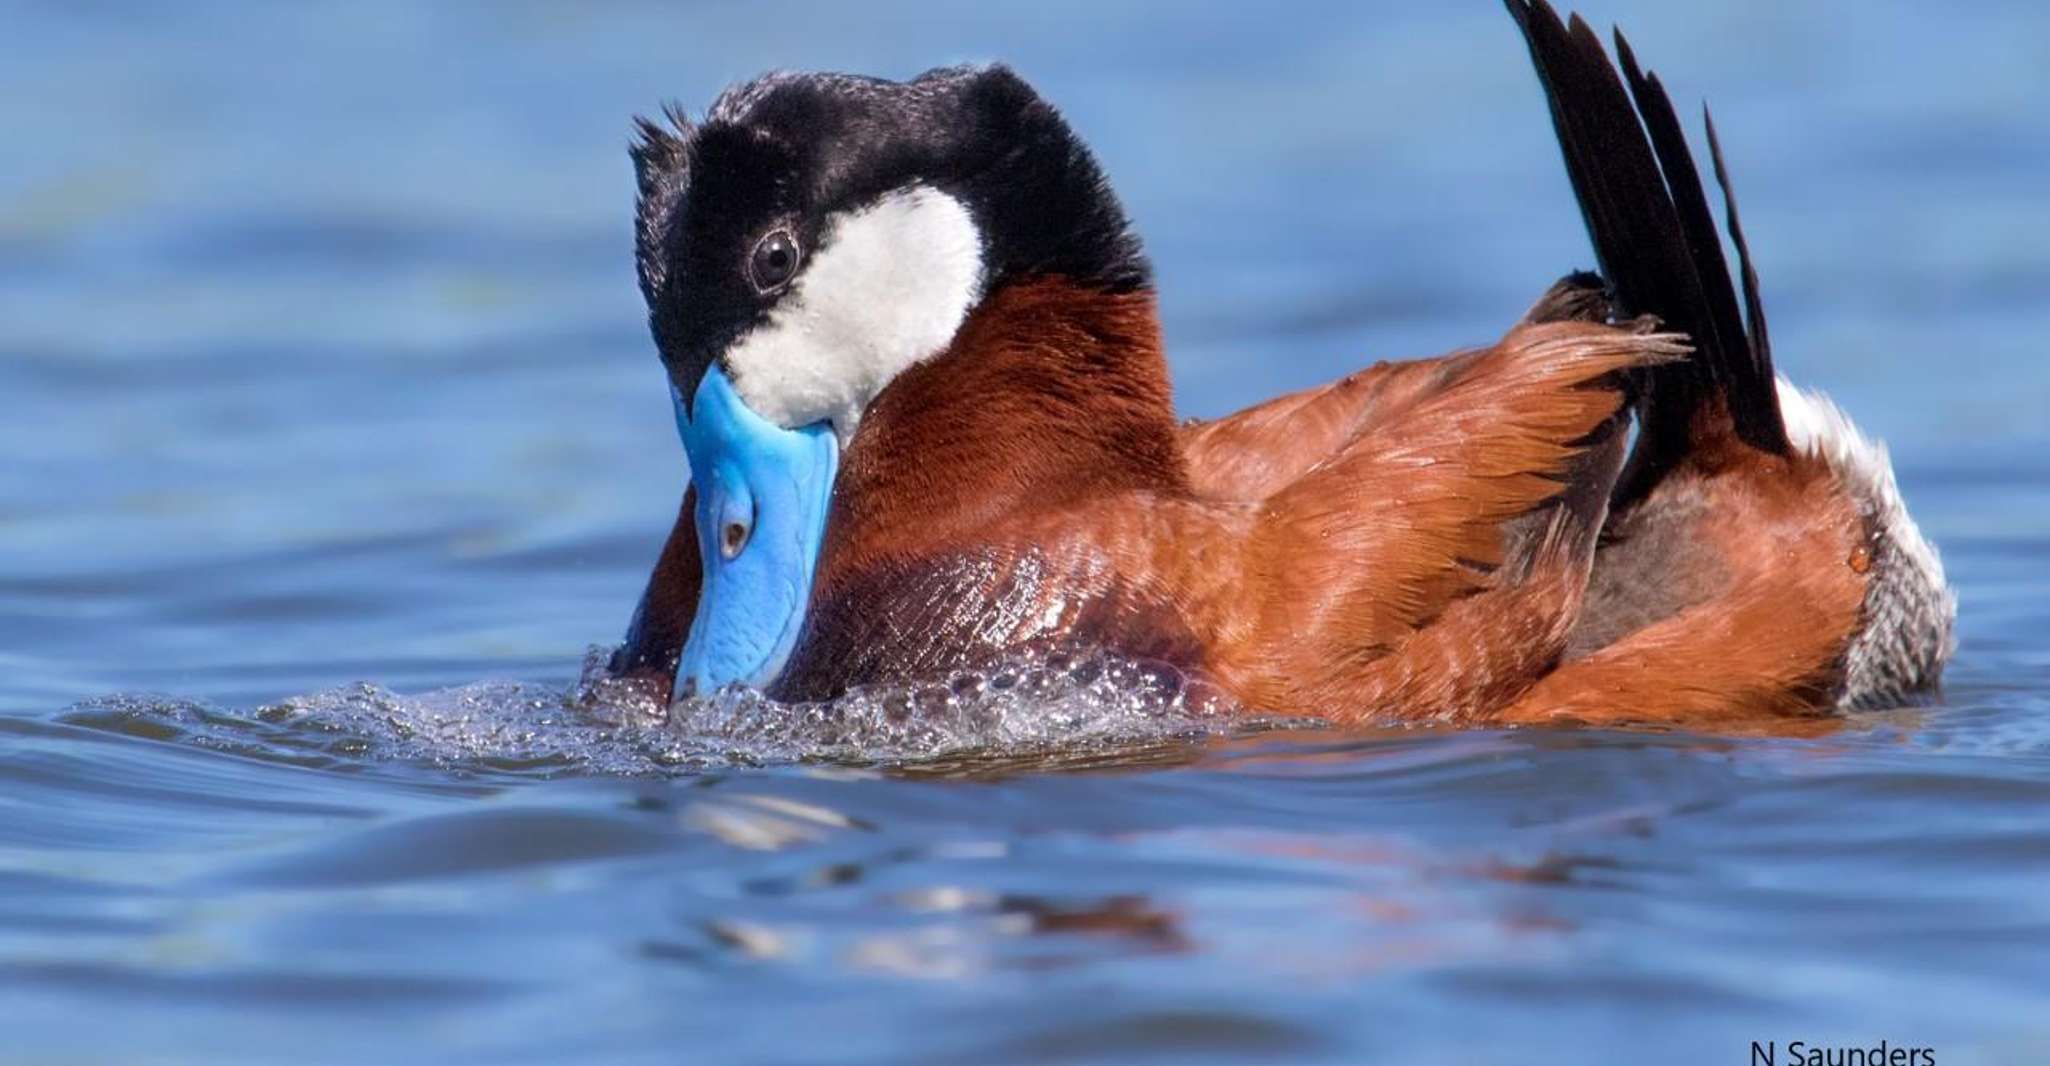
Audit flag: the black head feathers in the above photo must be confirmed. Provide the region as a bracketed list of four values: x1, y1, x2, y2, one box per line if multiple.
[630, 102, 693, 307]
[628, 65, 1148, 321]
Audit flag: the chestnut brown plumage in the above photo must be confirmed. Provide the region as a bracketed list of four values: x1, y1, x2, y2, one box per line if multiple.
[607, 3, 1952, 729]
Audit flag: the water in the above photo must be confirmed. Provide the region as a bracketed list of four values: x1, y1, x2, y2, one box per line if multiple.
[4, 0, 2048, 1061]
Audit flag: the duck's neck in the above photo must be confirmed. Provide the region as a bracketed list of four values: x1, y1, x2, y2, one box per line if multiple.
[826, 277, 1187, 558]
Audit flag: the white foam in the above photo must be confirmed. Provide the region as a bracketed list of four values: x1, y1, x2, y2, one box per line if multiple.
[74, 648, 1243, 778]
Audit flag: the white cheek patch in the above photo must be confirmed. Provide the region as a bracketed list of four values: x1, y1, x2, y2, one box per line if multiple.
[723, 186, 985, 440]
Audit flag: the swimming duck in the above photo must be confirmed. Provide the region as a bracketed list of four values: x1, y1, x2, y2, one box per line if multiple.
[605, 0, 1954, 728]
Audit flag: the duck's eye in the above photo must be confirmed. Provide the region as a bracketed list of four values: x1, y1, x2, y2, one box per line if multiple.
[748, 229, 800, 293]
[721, 517, 750, 559]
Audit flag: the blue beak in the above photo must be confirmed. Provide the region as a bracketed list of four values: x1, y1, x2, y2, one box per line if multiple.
[672, 366, 838, 700]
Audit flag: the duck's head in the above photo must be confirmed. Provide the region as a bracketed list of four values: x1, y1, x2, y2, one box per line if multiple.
[629, 65, 1148, 699]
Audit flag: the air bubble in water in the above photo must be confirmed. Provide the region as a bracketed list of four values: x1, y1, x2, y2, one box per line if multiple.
[66, 646, 1241, 777]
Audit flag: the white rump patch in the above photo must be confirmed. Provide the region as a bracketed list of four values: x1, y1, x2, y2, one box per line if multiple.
[724, 186, 985, 439]
[1774, 378, 1933, 571]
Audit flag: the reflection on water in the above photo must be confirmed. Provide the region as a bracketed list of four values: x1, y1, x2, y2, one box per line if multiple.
[4, 0, 2049, 1062]
[12, 690, 2050, 1062]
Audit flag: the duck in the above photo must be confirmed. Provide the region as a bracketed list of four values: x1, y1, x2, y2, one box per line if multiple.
[603, 0, 1954, 730]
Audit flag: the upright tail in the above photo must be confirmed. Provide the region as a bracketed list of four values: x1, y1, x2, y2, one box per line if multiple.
[1504, 1, 1956, 711]
[1504, 0, 1787, 507]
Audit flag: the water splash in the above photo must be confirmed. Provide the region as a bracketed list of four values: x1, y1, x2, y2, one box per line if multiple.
[62, 648, 1245, 778]
[668, 651, 1237, 762]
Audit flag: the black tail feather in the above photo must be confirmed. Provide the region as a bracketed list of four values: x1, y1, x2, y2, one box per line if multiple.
[1613, 33, 1784, 453]
[1705, 108, 1774, 383]
[1504, 0, 1788, 505]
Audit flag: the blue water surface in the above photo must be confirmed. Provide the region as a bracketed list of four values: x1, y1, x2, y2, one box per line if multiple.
[3, 1, 2048, 1062]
